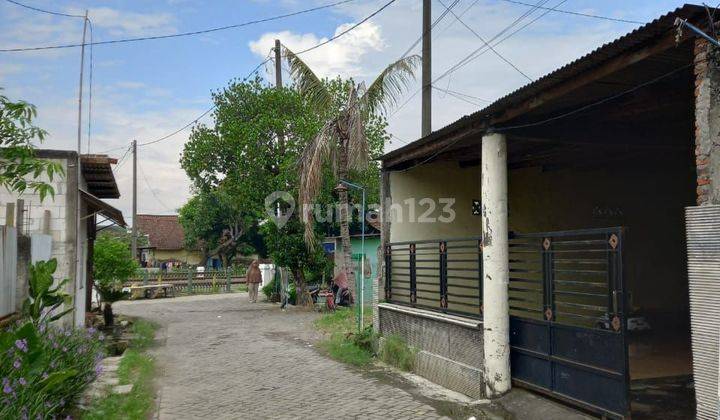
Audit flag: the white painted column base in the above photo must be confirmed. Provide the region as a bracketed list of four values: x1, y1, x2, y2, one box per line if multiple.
[481, 132, 511, 397]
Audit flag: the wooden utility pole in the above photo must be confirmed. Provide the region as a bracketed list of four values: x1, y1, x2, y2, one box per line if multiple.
[275, 39, 283, 88]
[75, 11, 89, 326]
[131, 139, 138, 260]
[274, 39, 285, 155]
[421, 0, 431, 137]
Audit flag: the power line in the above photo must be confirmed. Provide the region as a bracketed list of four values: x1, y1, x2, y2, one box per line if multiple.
[294, 0, 399, 55]
[438, 0, 533, 81]
[136, 57, 271, 147]
[398, 0, 461, 59]
[495, 0, 646, 25]
[390, 0, 554, 119]
[3, 0, 85, 18]
[0, 0, 357, 52]
[432, 85, 486, 107]
[138, 161, 175, 212]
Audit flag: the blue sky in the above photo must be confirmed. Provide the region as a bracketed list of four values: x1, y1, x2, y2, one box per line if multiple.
[0, 0, 692, 219]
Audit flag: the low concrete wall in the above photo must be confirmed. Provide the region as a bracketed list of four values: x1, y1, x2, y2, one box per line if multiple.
[378, 303, 485, 399]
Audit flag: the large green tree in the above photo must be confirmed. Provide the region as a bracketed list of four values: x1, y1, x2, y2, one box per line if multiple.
[0, 91, 64, 199]
[178, 187, 261, 266]
[180, 77, 386, 301]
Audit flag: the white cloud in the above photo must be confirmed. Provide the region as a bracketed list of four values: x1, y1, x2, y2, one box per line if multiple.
[83, 7, 177, 37]
[249, 21, 385, 78]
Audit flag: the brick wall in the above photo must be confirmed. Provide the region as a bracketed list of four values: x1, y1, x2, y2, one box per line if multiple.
[694, 39, 720, 205]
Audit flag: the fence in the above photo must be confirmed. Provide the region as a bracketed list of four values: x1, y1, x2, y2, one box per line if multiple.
[125, 268, 247, 295]
[385, 237, 483, 318]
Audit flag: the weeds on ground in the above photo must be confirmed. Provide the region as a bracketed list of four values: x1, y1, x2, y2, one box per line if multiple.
[380, 334, 415, 372]
[315, 308, 377, 367]
[81, 320, 158, 420]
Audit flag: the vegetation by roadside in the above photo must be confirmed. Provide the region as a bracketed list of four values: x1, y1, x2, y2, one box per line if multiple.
[314, 307, 376, 367]
[314, 307, 416, 372]
[80, 319, 158, 420]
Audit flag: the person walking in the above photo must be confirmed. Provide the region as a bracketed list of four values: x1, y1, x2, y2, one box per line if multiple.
[246, 260, 262, 303]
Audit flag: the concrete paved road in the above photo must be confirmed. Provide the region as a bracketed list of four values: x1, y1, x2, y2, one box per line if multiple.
[114, 293, 452, 420]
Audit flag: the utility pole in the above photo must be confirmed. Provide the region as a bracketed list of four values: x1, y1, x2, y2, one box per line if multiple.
[131, 140, 138, 261]
[421, 0, 431, 137]
[275, 39, 283, 88]
[274, 39, 285, 155]
[75, 10, 89, 327]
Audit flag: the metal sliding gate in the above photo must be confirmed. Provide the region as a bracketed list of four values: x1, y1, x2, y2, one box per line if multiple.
[508, 227, 629, 418]
[384, 227, 629, 418]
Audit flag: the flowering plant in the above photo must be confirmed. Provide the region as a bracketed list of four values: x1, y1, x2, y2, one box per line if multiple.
[0, 321, 104, 419]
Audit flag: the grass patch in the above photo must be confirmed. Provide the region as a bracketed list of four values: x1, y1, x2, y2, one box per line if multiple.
[81, 320, 158, 420]
[314, 307, 377, 368]
[318, 333, 374, 367]
[380, 334, 415, 371]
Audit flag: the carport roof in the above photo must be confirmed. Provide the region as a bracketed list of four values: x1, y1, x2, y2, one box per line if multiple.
[381, 4, 709, 169]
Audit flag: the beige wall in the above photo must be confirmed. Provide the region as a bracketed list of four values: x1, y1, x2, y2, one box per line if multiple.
[386, 154, 695, 315]
[389, 161, 482, 243]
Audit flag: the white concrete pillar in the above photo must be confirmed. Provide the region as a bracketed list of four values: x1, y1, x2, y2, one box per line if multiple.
[481, 132, 511, 397]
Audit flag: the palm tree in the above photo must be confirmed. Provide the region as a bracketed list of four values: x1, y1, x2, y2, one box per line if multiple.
[284, 46, 421, 298]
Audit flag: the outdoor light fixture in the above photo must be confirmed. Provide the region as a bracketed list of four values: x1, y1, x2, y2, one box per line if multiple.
[334, 183, 349, 193]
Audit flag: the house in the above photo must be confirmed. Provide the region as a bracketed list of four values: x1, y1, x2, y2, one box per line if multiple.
[323, 232, 381, 302]
[0, 151, 125, 328]
[374, 5, 719, 419]
[135, 214, 203, 267]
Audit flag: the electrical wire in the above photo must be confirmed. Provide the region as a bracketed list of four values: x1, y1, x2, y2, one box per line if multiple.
[495, 0, 646, 25]
[3, 0, 85, 18]
[136, 57, 271, 147]
[432, 85, 486, 107]
[437, 0, 533, 81]
[294, 0, 399, 55]
[138, 161, 175, 212]
[398, 0, 461, 59]
[0, 0, 357, 52]
[389, 0, 554, 119]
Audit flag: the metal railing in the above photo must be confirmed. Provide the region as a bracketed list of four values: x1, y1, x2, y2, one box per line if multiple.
[385, 237, 483, 319]
[384, 227, 624, 327]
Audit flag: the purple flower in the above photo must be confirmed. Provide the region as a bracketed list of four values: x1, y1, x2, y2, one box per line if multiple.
[2, 378, 8, 386]
[42, 372, 49, 380]
[94, 364, 103, 376]
[14, 339, 28, 353]
[64, 330, 71, 337]
[62, 346, 67, 353]
[39, 324, 46, 333]
[98, 334, 105, 341]
[52, 342, 59, 349]
[3, 383, 12, 394]
[50, 360, 57, 369]
[13, 359, 20, 369]
[87, 327, 96, 335]
[18, 378, 26, 386]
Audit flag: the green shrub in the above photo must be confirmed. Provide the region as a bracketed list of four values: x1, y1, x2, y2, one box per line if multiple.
[0, 322, 105, 419]
[380, 334, 415, 372]
[261, 276, 279, 301]
[350, 326, 377, 353]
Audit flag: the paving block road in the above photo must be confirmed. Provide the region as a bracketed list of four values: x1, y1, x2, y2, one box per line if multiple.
[114, 293, 453, 420]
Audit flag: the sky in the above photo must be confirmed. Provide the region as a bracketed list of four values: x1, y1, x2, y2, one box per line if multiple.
[0, 0, 692, 221]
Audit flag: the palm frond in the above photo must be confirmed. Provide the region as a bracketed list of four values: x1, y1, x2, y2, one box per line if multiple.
[298, 120, 337, 247]
[363, 54, 421, 115]
[283, 46, 334, 112]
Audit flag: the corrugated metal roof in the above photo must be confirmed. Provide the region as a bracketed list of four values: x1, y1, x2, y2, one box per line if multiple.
[381, 3, 707, 163]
